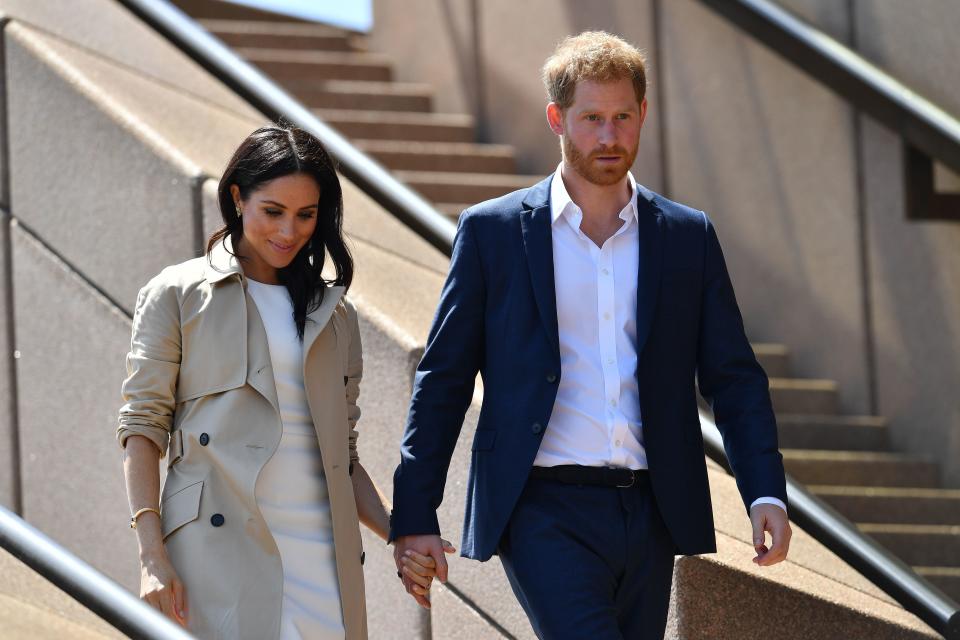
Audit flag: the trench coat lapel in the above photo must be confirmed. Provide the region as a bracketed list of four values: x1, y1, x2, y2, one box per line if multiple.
[244, 291, 280, 414]
[303, 286, 346, 362]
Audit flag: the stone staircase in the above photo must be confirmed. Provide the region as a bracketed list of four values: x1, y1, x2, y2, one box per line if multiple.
[175, 0, 542, 220]
[755, 344, 960, 601]
[179, 1, 960, 606]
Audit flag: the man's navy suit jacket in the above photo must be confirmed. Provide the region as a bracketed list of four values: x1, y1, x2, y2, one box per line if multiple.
[391, 175, 788, 561]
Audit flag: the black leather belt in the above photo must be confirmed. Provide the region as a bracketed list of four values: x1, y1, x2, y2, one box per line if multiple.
[529, 465, 649, 488]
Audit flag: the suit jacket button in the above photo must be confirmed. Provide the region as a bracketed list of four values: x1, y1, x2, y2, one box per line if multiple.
[546, 373, 557, 383]
[210, 514, 225, 527]
[531, 423, 543, 434]
[360, 551, 366, 565]
[199, 433, 210, 446]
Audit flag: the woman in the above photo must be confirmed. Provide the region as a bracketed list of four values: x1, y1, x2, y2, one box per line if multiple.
[118, 125, 442, 639]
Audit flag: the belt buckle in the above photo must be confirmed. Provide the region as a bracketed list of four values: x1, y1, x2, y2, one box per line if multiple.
[615, 469, 635, 488]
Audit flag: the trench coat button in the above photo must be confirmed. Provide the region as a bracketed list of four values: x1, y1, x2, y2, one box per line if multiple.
[546, 373, 557, 383]
[210, 514, 225, 527]
[531, 423, 543, 434]
[360, 551, 366, 565]
[199, 433, 210, 446]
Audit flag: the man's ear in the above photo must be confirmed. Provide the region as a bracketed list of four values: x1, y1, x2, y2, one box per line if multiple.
[546, 102, 564, 136]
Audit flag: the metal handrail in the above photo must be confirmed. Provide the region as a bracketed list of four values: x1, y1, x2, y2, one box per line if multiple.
[117, 0, 457, 257]
[119, 0, 958, 637]
[0, 505, 194, 640]
[700, 413, 960, 639]
[698, 0, 960, 177]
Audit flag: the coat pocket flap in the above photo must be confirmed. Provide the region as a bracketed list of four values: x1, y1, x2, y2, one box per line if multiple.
[161, 480, 203, 539]
[471, 429, 497, 451]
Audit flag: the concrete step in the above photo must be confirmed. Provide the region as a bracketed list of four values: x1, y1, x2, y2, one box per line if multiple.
[753, 342, 790, 377]
[314, 110, 475, 142]
[769, 377, 839, 414]
[914, 566, 960, 603]
[811, 485, 960, 525]
[291, 80, 432, 112]
[199, 19, 359, 51]
[394, 171, 539, 204]
[782, 449, 940, 488]
[858, 523, 960, 567]
[355, 140, 516, 173]
[173, 0, 312, 22]
[235, 48, 392, 82]
[777, 414, 889, 451]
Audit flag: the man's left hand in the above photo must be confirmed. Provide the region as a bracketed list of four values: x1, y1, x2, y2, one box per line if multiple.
[750, 503, 791, 566]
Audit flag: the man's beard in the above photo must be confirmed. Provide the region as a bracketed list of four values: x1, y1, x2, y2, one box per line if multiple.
[562, 136, 638, 186]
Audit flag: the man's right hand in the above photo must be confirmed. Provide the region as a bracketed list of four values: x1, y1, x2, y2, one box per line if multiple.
[393, 534, 455, 609]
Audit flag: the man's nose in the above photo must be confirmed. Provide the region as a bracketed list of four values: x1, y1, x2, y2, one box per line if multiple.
[598, 120, 616, 144]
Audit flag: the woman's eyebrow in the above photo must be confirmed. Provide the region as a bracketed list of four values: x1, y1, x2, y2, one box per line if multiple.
[260, 199, 318, 210]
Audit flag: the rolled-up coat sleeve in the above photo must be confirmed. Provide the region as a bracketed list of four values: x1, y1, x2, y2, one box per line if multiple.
[344, 300, 363, 466]
[116, 274, 181, 456]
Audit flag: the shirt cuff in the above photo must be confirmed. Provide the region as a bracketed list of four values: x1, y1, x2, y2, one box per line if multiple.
[750, 496, 787, 515]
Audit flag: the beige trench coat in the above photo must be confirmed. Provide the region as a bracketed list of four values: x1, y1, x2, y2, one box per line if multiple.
[117, 241, 367, 640]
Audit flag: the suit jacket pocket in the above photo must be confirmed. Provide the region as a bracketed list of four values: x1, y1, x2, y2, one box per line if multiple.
[161, 480, 203, 539]
[472, 429, 497, 452]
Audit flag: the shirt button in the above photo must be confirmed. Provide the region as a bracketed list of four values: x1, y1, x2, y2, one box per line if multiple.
[199, 433, 210, 446]
[615, 440, 622, 447]
[610, 399, 617, 407]
[607, 358, 615, 365]
[546, 373, 558, 383]
[603, 312, 611, 320]
[531, 423, 543, 434]
[602, 268, 610, 275]
[210, 514, 225, 527]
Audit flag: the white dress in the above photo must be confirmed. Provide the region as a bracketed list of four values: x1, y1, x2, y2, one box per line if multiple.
[247, 279, 346, 640]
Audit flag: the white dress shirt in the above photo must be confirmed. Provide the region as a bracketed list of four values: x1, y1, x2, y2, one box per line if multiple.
[535, 165, 786, 514]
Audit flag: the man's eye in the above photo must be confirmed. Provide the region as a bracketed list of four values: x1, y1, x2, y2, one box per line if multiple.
[586, 114, 600, 121]
[616, 113, 630, 120]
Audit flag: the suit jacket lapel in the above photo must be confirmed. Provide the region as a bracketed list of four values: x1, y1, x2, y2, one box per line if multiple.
[634, 188, 665, 356]
[521, 177, 560, 356]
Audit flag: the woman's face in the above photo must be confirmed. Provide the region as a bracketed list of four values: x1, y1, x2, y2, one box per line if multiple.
[231, 172, 320, 284]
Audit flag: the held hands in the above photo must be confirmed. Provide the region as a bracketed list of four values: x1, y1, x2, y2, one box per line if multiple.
[750, 503, 792, 566]
[139, 550, 188, 627]
[393, 534, 457, 609]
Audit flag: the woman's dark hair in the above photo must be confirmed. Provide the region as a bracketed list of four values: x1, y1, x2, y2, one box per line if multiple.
[208, 124, 353, 340]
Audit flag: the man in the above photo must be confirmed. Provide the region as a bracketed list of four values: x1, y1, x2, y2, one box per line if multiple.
[391, 31, 791, 639]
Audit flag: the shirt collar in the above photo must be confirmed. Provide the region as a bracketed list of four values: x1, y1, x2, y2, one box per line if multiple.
[549, 163, 639, 226]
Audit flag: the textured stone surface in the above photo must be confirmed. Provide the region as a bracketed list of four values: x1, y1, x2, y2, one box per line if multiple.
[0, 212, 15, 512]
[670, 534, 937, 639]
[431, 582, 510, 639]
[5, 23, 201, 314]
[0, 546, 123, 639]
[0, 0, 261, 119]
[11, 224, 138, 590]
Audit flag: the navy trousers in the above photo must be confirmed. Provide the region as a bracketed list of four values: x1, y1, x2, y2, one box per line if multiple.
[498, 476, 676, 640]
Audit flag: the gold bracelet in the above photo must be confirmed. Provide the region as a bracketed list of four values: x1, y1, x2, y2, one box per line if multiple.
[130, 507, 161, 530]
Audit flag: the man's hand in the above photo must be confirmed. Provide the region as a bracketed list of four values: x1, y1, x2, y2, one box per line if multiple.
[393, 534, 456, 609]
[750, 503, 791, 566]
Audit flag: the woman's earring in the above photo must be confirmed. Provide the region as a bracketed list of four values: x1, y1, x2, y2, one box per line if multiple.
[235, 203, 242, 218]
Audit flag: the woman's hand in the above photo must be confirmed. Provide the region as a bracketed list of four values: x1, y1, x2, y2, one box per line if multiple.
[139, 550, 188, 627]
[398, 538, 457, 601]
